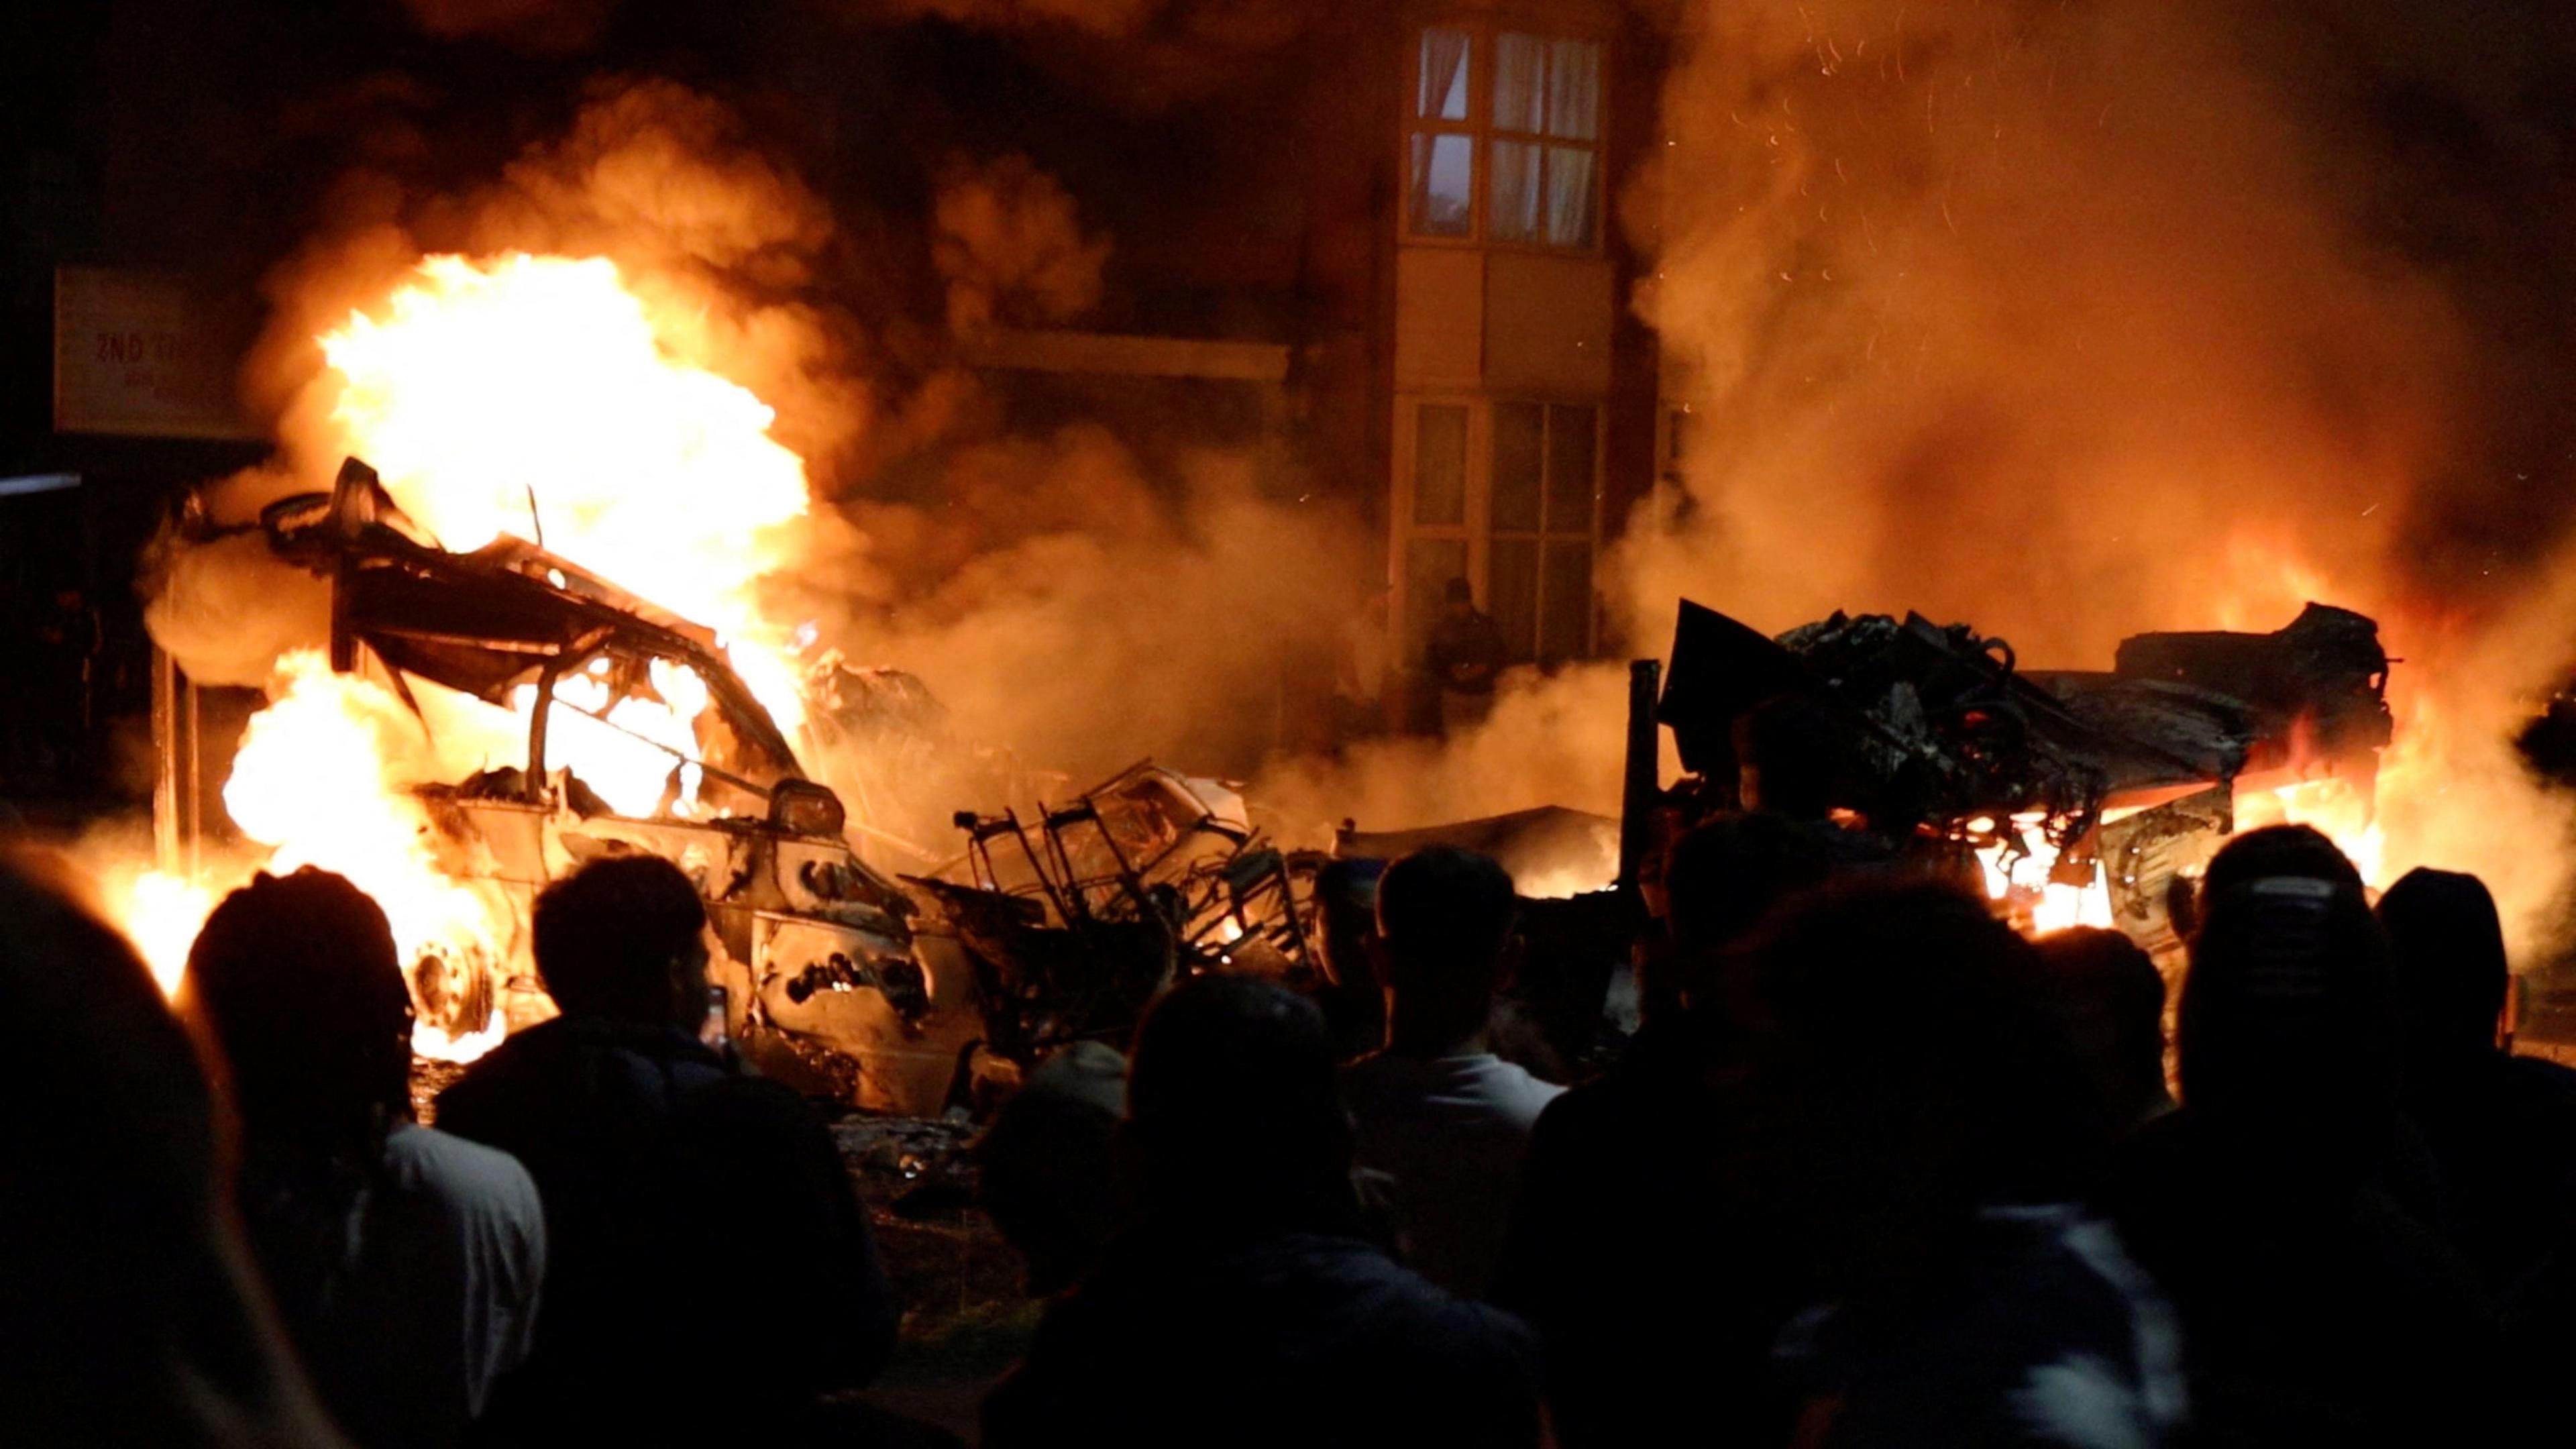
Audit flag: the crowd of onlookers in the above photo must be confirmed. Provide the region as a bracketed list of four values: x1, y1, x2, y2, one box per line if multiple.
[8, 791, 2576, 1445]
[5, 851, 894, 1447]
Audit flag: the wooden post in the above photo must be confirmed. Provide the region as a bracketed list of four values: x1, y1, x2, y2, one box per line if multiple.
[1617, 657, 1661, 892]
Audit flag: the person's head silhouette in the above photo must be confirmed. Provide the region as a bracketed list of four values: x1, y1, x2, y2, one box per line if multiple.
[532, 855, 710, 1030]
[1121, 974, 1355, 1236]
[2377, 867, 2511, 1069]
[182, 867, 415, 1152]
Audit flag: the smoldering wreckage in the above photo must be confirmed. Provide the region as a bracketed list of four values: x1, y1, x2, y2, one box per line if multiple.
[164, 455, 2394, 1124]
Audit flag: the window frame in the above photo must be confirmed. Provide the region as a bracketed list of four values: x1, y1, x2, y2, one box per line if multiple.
[1485, 397, 1603, 667]
[1393, 392, 1484, 667]
[1391, 394, 1603, 671]
[1401, 19, 1610, 256]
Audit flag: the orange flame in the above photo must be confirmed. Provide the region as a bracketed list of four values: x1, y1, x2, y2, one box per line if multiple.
[95, 865, 221, 997]
[113, 252, 826, 1057]
[320, 254, 813, 733]
[227, 651, 515, 1059]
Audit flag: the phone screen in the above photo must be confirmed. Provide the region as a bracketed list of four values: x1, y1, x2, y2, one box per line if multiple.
[700, 984, 730, 1050]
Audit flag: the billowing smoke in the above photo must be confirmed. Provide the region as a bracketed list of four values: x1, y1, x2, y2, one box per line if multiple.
[932, 153, 1112, 334]
[822, 429, 1362, 842]
[146, 77, 1377, 869]
[1635, 1, 2455, 651]
[1633, 0, 2576, 951]
[142, 533, 333, 688]
[1252, 663, 1639, 863]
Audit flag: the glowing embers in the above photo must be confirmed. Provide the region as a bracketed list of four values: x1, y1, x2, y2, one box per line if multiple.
[1966, 779, 2387, 943]
[1964, 813, 2113, 934]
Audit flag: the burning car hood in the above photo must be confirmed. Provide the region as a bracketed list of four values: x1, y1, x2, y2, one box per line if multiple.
[264, 458, 802, 778]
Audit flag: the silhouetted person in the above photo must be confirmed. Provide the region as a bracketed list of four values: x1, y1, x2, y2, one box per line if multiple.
[2192, 822, 2453, 1217]
[434, 856, 893, 1442]
[1760, 883, 2185, 1448]
[0, 852, 347, 1448]
[1494, 812, 1837, 1448]
[1338, 847, 1560, 1298]
[1733, 694, 1841, 820]
[30, 584, 101, 784]
[182, 869, 545, 1449]
[2196, 822, 2363, 907]
[2100, 876, 2498, 1446]
[1733, 694, 1898, 876]
[983, 975, 1540, 1449]
[1310, 855, 1391, 1059]
[1426, 577, 1507, 736]
[2035, 926, 2174, 1138]
[2377, 868, 2576, 1295]
[975, 1040, 1128, 1297]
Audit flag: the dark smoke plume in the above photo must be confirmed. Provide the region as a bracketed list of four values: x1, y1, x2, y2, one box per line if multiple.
[1632, 0, 2576, 948]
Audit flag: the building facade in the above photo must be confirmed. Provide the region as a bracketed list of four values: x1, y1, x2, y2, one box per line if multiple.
[1385, 5, 1666, 683]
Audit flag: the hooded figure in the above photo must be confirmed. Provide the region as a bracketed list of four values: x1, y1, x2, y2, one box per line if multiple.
[2377, 869, 2576, 1296]
[2101, 876, 2499, 1447]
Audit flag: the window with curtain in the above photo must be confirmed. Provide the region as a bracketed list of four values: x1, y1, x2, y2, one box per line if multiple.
[1489, 33, 1602, 249]
[1405, 24, 1603, 250]
[1408, 28, 1474, 237]
[1395, 398, 1601, 669]
[1402, 400, 1474, 665]
[1489, 400, 1599, 664]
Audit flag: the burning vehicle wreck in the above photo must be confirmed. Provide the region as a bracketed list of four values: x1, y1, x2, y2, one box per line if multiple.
[167, 456, 1339, 1114]
[186, 457, 978, 1112]
[1657, 598, 2394, 945]
[907, 763, 1316, 1063]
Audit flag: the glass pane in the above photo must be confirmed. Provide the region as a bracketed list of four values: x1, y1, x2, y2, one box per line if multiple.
[1417, 28, 1472, 120]
[1545, 404, 1597, 532]
[1491, 538, 1540, 665]
[1413, 403, 1468, 526]
[1490, 140, 1542, 243]
[1495, 33, 1543, 133]
[1404, 537, 1470, 666]
[1540, 540, 1594, 665]
[1547, 38, 1603, 140]
[1544, 145, 1598, 248]
[1493, 402, 1544, 532]
[1409, 133, 1474, 237]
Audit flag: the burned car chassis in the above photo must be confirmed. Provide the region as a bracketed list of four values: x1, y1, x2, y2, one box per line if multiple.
[184, 458, 975, 1112]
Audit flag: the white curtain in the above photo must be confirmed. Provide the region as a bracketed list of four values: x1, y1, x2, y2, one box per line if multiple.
[1418, 28, 1470, 119]
[1546, 146, 1597, 247]
[1495, 33, 1542, 132]
[1491, 142, 1543, 242]
[1412, 27, 1475, 235]
[1547, 39, 1603, 140]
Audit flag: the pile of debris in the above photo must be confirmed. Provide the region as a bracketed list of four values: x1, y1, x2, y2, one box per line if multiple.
[1657, 598, 2392, 945]
[905, 763, 1314, 1063]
